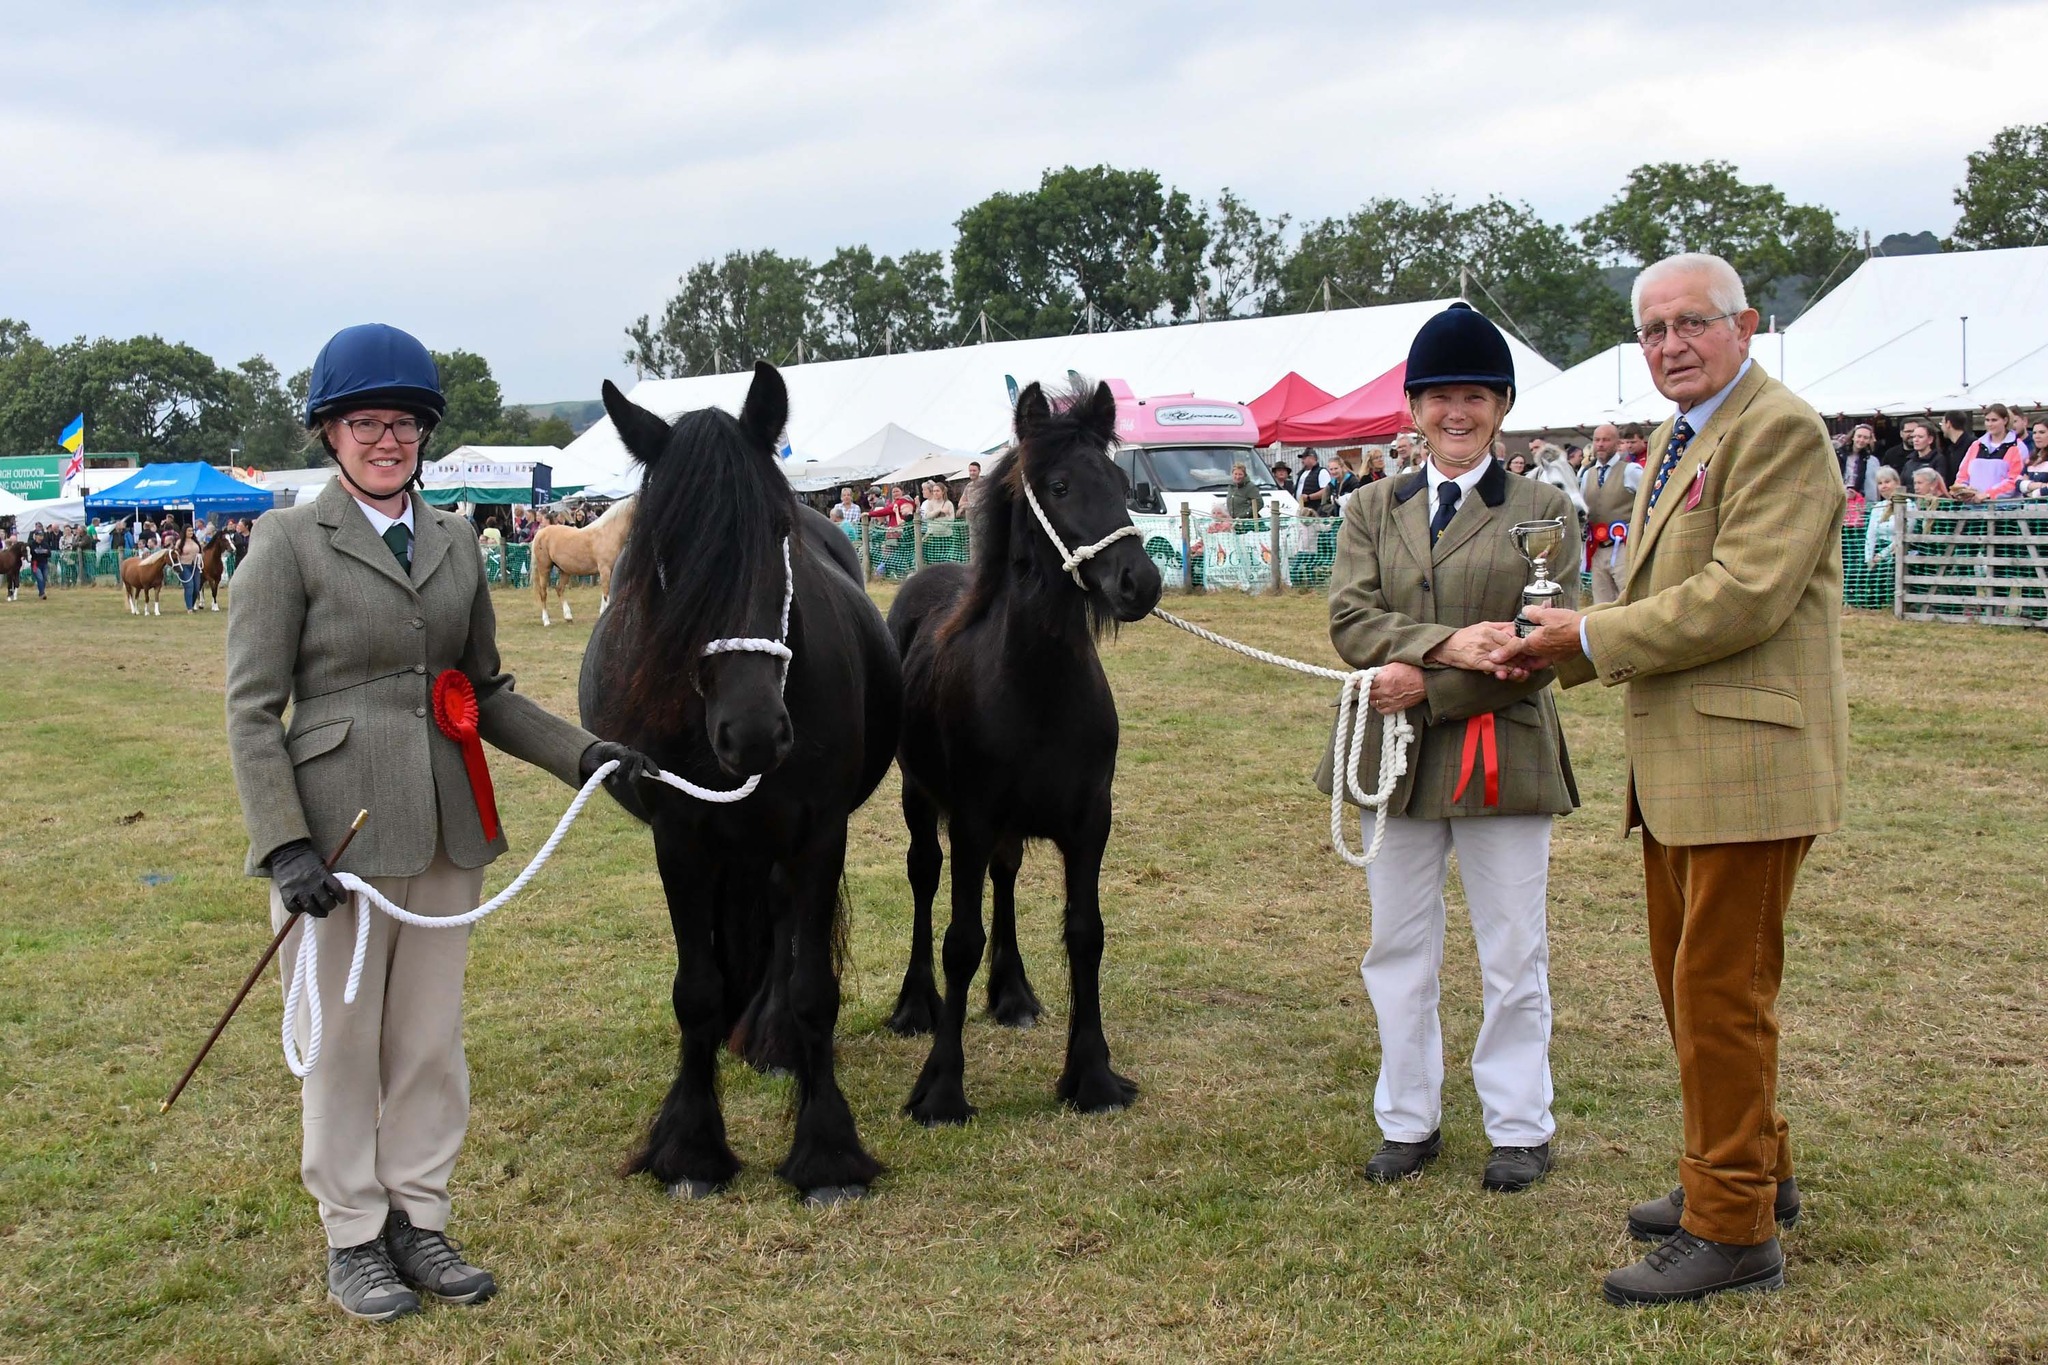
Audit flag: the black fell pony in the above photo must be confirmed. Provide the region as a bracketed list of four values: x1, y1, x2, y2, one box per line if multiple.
[580, 363, 899, 1203]
[887, 379, 1164, 1124]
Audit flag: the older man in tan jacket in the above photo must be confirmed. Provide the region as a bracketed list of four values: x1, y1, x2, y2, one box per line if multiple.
[1495, 253, 1847, 1306]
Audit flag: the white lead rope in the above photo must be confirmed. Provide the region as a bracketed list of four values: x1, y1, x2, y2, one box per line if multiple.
[1148, 607, 1415, 870]
[1021, 477, 1141, 588]
[283, 538, 800, 1078]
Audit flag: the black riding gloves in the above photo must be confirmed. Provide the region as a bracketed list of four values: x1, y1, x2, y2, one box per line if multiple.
[268, 838, 348, 919]
[580, 740, 658, 798]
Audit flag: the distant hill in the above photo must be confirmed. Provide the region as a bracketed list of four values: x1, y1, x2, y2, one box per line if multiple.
[519, 400, 606, 435]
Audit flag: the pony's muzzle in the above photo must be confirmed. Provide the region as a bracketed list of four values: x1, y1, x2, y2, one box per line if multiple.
[712, 707, 794, 778]
[1107, 551, 1164, 622]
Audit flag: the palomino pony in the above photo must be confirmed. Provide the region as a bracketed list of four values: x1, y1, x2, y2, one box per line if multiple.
[886, 379, 1163, 1124]
[197, 532, 231, 610]
[579, 363, 900, 1204]
[533, 496, 634, 625]
[120, 549, 172, 616]
[0, 540, 24, 602]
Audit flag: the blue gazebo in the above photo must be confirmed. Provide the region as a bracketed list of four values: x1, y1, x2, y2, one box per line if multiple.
[84, 463, 277, 519]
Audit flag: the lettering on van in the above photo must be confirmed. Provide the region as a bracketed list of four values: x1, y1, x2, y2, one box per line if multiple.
[1152, 405, 1246, 427]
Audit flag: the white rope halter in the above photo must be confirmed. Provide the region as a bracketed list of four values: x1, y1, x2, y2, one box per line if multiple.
[1020, 476, 1142, 589]
[282, 540, 800, 1078]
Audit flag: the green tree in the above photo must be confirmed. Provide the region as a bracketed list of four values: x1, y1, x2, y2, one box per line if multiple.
[225, 355, 307, 468]
[951, 165, 1208, 338]
[1276, 195, 1626, 362]
[1578, 161, 1857, 319]
[812, 246, 953, 358]
[61, 335, 235, 463]
[1948, 123, 2048, 249]
[624, 249, 816, 378]
[1202, 189, 1290, 319]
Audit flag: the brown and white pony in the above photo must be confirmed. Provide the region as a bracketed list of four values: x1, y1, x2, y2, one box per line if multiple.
[0, 539, 24, 603]
[531, 495, 634, 626]
[198, 532, 231, 611]
[121, 549, 172, 616]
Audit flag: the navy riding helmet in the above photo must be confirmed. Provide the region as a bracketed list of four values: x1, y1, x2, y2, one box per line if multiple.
[1403, 301, 1515, 400]
[303, 323, 446, 427]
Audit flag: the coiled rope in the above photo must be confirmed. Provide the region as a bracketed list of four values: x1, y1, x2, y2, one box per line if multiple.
[282, 539, 796, 1078]
[1148, 607, 1414, 871]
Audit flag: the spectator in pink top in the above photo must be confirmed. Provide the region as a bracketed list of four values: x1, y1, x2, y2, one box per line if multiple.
[1952, 403, 2028, 502]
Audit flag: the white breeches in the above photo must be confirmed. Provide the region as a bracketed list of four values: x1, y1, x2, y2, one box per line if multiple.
[1361, 813, 1556, 1147]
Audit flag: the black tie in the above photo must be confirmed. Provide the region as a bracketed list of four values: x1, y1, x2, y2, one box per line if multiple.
[382, 523, 412, 572]
[1429, 480, 1461, 547]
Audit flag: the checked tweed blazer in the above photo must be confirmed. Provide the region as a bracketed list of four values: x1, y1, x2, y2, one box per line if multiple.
[226, 478, 596, 878]
[1559, 362, 1848, 846]
[1314, 458, 1579, 821]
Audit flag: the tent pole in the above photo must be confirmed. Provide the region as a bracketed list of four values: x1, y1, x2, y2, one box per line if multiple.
[1961, 316, 1969, 390]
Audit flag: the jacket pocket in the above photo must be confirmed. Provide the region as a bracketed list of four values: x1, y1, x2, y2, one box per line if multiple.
[287, 716, 353, 764]
[1497, 698, 1543, 727]
[1691, 683, 1804, 729]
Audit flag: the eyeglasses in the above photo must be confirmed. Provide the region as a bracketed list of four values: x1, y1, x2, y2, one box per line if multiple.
[1633, 313, 1736, 348]
[338, 416, 429, 445]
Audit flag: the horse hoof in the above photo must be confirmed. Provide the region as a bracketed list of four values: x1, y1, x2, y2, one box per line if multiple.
[1058, 1066, 1140, 1114]
[987, 990, 1043, 1030]
[885, 992, 940, 1037]
[802, 1184, 868, 1209]
[667, 1178, 720, 1201]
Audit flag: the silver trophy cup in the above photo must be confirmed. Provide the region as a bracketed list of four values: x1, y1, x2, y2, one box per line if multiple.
[1509, 518, 1568, 638]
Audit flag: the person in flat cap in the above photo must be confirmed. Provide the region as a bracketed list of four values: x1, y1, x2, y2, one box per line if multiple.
[1315, 301, 1579, 1194]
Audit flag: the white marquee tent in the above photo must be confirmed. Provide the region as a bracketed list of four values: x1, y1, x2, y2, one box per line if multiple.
[555, 300, 1562, 496]
[1510, 246, 2048, 433]
[786, 422, 952, 493]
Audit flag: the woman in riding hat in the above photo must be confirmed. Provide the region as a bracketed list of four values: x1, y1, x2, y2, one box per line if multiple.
[1316, 302, 1580, 1194]
[225, 323, 655, 1322]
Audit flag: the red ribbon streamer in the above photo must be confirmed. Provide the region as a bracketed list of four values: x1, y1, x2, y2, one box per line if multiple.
[1451, 712, 1500, 808]
[432, 669, 500, 842]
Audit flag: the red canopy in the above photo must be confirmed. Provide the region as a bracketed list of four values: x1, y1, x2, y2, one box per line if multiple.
[1273, 361, 1409, 445]
[1246, 371, 1337, 446]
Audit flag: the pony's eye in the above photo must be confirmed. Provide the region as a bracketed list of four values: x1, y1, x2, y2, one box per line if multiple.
[1050, 480, 1069, 497]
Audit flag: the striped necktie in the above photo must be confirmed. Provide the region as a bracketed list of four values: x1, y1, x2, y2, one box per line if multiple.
[1646, 418, 1695, 511]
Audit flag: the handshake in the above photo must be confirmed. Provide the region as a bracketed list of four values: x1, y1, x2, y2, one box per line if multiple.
[1364, 609, 1585, 715]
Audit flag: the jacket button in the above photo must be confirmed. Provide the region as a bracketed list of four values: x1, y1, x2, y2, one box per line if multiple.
[412, 617, 424, 629]
[415, 706, 427, 718]
[1419, 579, 1430, 591]
[414, 664, 426, 674]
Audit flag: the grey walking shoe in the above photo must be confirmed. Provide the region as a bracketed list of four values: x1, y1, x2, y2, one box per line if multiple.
[1626, 1176, 1801, 1241]
[1363, 1129, 1442, 1183]
[384, 1210, 497, 1305]
[326, 1239, 421, 1322]
[1602, 1230, 1785, 1306]
[1482, 1142, 1552, 1193]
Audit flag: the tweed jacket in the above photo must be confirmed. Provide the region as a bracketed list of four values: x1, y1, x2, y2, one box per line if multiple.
[1559, 362, 1847, 846]
[226, 478, 596, 878]
[1315, 458, 1579, 820]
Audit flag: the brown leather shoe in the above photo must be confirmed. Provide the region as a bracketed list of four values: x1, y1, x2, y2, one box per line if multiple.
[1626, 1176, 1801, 1241]
[1363, 1130, 1442, 1183]
[1603, 1231, 1785, 1306]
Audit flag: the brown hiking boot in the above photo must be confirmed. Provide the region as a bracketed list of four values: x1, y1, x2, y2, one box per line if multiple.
[1603, 1231, 1785, 1306]
[1626, 1176, 1801, 1241]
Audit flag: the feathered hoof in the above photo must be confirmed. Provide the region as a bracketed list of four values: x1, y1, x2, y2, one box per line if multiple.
[801, 1184, 868, 1209]
[885, 988, 940, 1037]
[1057, 1064, 1139, 1114]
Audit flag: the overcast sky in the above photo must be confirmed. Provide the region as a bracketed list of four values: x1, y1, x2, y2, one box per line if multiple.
[2, 0, 2043, 401]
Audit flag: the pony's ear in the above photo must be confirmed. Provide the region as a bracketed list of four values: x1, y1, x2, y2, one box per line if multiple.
[738, 361, 789, 456]
[1079, 380, 1117, 442]
[602, 380, 673, 468]
[1014, 381, 1051, 441]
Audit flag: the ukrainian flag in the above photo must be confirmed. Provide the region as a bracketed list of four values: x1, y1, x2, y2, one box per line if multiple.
[59, 414, 84, 454]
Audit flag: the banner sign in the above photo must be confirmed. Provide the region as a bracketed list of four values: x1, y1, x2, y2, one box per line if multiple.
[531, 462, 552, 506]
[0, 454, 65, 500]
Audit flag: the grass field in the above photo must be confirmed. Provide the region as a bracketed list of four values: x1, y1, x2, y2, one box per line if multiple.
[2, 583, 2045, 1364]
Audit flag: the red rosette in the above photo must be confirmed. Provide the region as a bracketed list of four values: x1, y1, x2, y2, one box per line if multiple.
[432, 669, 500, 842]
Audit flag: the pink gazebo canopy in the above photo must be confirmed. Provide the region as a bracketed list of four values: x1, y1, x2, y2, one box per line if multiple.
[1246, 371, 1337, 446]
[1273, 362, 1410, 445]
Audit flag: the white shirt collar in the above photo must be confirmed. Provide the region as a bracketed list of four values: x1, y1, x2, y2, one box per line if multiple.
[1676, 357, 1754, 434]
[1425, 454, 1494, 503]
[350, 493, 415, 538]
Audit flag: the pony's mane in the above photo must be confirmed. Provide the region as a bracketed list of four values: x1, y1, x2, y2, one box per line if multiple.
[939, 384, 1117, 642]
[600, 409, 795, 733]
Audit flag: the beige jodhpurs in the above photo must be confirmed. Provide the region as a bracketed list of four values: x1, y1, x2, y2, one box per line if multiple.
[272, 845, 486, 1248]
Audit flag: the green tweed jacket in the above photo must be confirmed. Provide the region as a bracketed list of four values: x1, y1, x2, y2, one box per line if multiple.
[226, 478, 597, 878]
[1559, 362, 1847, 845]
[1315, 459, 1579, 819]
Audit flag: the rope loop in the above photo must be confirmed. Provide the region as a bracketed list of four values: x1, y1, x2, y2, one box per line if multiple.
[1148, 607, 1414, 869]
[1020, 476, 1141, 588]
